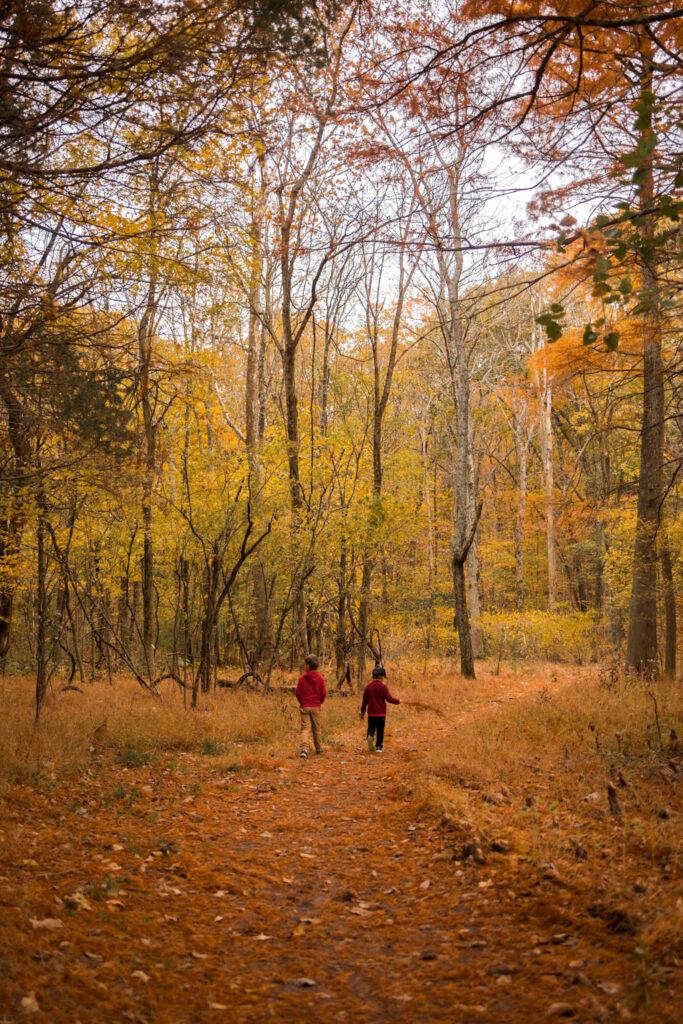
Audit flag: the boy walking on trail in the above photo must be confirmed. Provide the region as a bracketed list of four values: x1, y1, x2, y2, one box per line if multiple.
[360, 666, 400, 752]
[295, 655, 327, 758]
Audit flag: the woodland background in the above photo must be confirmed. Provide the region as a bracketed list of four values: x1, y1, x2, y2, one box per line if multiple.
[1, 0, 682, 717]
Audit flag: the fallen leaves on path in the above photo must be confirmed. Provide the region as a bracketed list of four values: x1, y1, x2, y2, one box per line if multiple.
[0, 675, 679, 1023]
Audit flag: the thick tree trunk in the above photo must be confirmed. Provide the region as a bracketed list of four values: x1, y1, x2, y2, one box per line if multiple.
[451, 551, 475, 678]
[0, 519, 20, 656]
[0, 388, 32, 657]
[436, 168, 478, 676]
[200, 555, 221, 695]
[661, 529, 677, 679]
[626, 54, 664, 677]
[625, 326, 663, 675]
[448, 324, 477, 677]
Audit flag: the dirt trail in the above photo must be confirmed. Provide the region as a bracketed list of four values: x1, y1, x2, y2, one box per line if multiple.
[0, 695, 660, 1023]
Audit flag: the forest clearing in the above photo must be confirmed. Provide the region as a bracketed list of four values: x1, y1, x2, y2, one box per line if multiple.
[2, 1, 683, 1020]
[0, 662, 680, 1022]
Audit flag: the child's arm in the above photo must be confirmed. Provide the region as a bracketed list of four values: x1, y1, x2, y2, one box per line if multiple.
[360, 687, 368, 717]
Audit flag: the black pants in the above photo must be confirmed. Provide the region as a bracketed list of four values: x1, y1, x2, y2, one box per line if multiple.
[367, 716, 385, 748]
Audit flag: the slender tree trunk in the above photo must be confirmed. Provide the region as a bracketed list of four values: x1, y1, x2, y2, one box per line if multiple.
[35, 497, 48, 721]
[138, 164, 159, 682]
[245, 163, 272, 670]
[419, 425, 436, 648]
[540, 366, 557, 611]
[117, 576, 129, 668]
[356, 416, 382, 688]
[356, 558, 372, 687]
[141, 499, 155, 678]
[515, 426, 528, 611]
[281, 331, 309, 657]
[335, 541, 348, 678]
[466, 449, 484, 657]
[63, 576, 85, 687]
[129, 580, 139, 653]
[321, 323, 332, 435]
[195, 560, 218, 705]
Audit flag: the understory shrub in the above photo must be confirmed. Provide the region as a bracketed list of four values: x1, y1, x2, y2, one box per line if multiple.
[480, 610, 609, 663]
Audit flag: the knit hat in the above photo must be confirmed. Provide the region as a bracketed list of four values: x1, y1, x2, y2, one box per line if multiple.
[371, 665, 386, 678]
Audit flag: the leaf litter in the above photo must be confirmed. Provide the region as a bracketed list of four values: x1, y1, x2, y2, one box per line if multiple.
[0, 671, 679, 1023]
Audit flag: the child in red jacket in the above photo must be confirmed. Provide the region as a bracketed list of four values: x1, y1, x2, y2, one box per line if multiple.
[360, 665, 400, 752]
[295, 654, 327, 758]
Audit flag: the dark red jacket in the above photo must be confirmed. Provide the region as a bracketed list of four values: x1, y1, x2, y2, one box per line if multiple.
[361, 679, 400, 717]
[295, 670, 327, 708]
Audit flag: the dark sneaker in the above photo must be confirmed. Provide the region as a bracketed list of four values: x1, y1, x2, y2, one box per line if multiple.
[376, 747, 383, 752]
[300, 750, 308, 758]
[367, 735, 375, 753]
[315, 749, 323, 755]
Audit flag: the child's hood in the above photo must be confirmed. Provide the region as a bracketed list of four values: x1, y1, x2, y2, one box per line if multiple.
[302, 669, 324, 684]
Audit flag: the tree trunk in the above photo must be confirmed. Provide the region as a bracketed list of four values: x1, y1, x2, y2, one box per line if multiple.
[448, 323, 477, 677]
[626, 51, 664, 677]
[35, 504, 48, 722]
[540, 367, 557, 611]
[245, 166, 272, 671]
[436, 168, 478, 676]
[466, 480, 484, 656]
[661, 529, 676, 679]
[419, 425, 436, 648]
[355, 557, 372, 688]
[515, 432, 528, 611]
[321, 321, 332, 435]
[452, 552, 475, 678]
[335, 542, 348, 678]
[625, 323, 663, 675]
[141, 499, 155, 678]
[137, 165, 159, 682]
[0, 519, 20, 657]
[0, 394, 32, 657]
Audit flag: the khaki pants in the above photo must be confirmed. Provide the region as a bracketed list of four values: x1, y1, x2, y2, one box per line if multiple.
[299, 707, 323, 753]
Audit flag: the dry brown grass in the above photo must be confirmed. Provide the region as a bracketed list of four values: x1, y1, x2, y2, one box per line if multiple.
[0, 669, 362, 785]
[5, 659, 678, 788]
[417, 663, 681, 795]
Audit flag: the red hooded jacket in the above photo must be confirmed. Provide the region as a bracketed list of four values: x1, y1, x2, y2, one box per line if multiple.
[295, 670, 327, 708]
[361, 679, 400, 717]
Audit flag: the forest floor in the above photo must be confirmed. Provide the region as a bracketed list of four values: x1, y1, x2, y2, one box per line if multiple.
[0, 665, 680, 1023]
